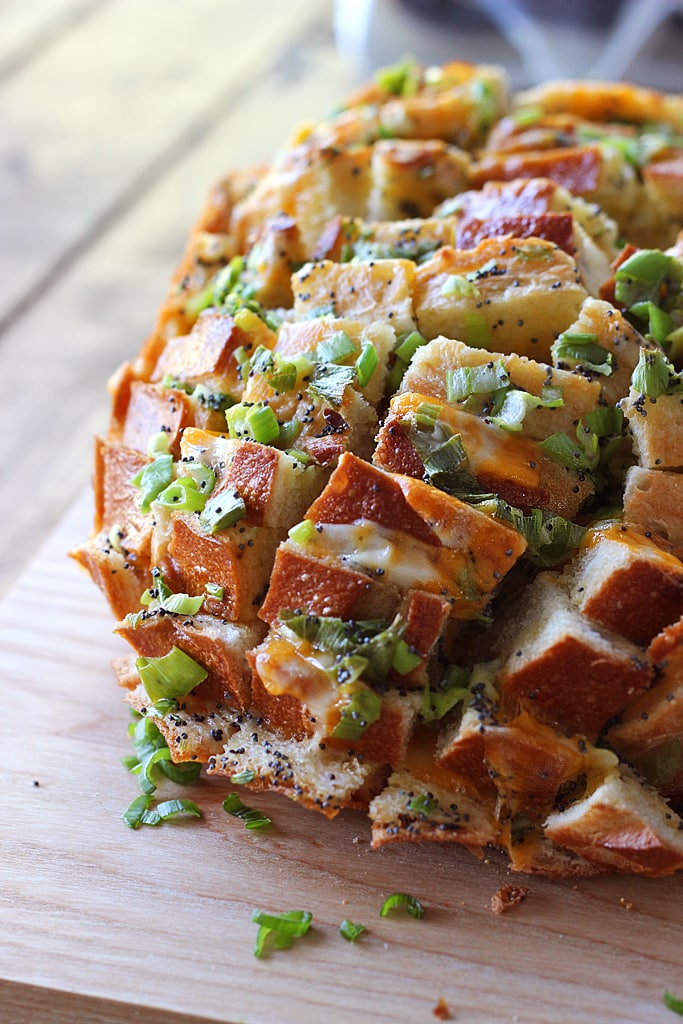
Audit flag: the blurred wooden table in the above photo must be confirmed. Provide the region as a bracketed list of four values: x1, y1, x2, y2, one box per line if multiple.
[0, 0, 354, 599]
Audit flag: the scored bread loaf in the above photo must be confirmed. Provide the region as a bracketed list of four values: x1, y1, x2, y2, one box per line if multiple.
[71, 58, 683, 878]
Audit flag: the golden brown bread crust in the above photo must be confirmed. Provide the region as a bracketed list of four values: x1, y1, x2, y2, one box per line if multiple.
[74, 60, 683, 878]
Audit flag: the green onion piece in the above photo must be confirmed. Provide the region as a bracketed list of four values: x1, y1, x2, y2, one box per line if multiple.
[223, 792, 271, 830]
[423, 433, 468, 480]
[288, 519, 317, 545]
[192, 384, 235, 413]
[487, 386, 563, 433]
[407, 794, 439, 815]
[252, 909, 312, 958]
[182, 460, 216, 495]
[447, 361, 510, 402]
[136, 646, 208, 703]
[139, 746, 173, 795]
[355, 341, 379, 387]
[332, 686, 382, 741]
[339, 919, 366, 942]
[615, 249, 671, 307]
[308, 363, 356, 405]
[252, 908, 312, 935]
[631, 348, 674, 399]
[205, 582, 224, 599]
[247, 403, 280, 445]
[316, 331, 357, 365]
[422, 665, 471, 722]
[159, 759, 202, 786]
[664, 991, 683, 1016]
[514, 243, 554, 260]
[249, 345, 274, 376]
[391, 639, 421, 675]
[145, 697, 179, 718]
[131, 454, 173, 513]
[212, 255, 245, 305]
[184, 282, 215, 320]
[493, 503, 586, 567]
[584, 405, 623, 437]
[232, 769, 256, 784]
[395, 330, 427, 364]
[269, 360, 298, 393]
[512, 104, 542, 125]
[145, 571, 205, 616]
[199, 488, 247, 534]
[440, 274, 479, 298]
[140, 799, 202, 826]
[414, 402, 442, 430]
[379, 893, 424, 919]
[374, 57, 421, 96]
[629, 301, 674, 345]
[551, 331, 614, 376]
[147, 431, 171, 457]
[122, 793, 153, 829]
[285, 448, 311, 465]
[277, 418, 302, 447]
[153, 477, 208, 512]
[538, 424, 599, 472]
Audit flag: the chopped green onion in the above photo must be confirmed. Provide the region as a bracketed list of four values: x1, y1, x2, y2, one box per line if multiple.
[145, 697, 179, 718]
[447, 361, 510, 402]
[391, 639, 422, 675]
[131, 454, 173, 513]
[247, 403, 280, 445]
[407, 794, 439, 815]
[440, 274, 479, 298]
[615, 249, 671, 307]
[205, 582, 224, 599]
[585, 405, 623, 437]
[308, 363, 356, 405]
[629, 301, 674, 345]
[332, 686, 382, 741]
[414, 402, 442, 429]
[136, 646, 208, 703]
[664, 991, 683, 1016]
[277, 418, 302, 447]
[158, 759, 202, 786]
[199, 488, 247, 534]
[538, 424, 599, 472]
[223, 792, 271, 830]
[379, 893, 424, 919]
[375, 57, 421, 97]
[153, 477, 208, 512]
[631, 347, 676, 398]
[232, 770, 256, 784]
[422, 665, 471, 722]
[493, 504, 586, 566]
[252, 909, 312, 958]
[147, 571, 205, 616]
[339, 919, 366, 942]
[423, 433, 469, 483]
[355, 341, 379, 387]
[551, 331, 614, 376]
[288, 519, 317, 545]
[181, 460, 216, 495]
[269, 360, 298, 393]
[395, 330, 427, 364]
[316, 330, 357, 365]
[122, 794, 202, 829]
[512, 104, 542, 125]
[487, 386, 563, 433]
[147, 431, 171, 457]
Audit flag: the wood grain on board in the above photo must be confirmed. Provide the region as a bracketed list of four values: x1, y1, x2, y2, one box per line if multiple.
[0, 0, 352, 597]
[1, 495, 682, 1024]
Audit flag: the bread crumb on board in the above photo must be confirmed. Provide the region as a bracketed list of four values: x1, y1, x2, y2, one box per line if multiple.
[432, 996, 453, 1020]
[489, 883, 530, 914]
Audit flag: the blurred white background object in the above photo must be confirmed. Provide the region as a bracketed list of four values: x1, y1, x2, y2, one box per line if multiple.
[334, 0, 683, 88]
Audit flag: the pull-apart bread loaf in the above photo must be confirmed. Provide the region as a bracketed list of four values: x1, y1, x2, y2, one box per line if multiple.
[72, 59, 683, 877]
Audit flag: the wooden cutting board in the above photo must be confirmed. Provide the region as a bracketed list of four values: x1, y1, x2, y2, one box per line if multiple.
[2, 496, 682, 1024]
